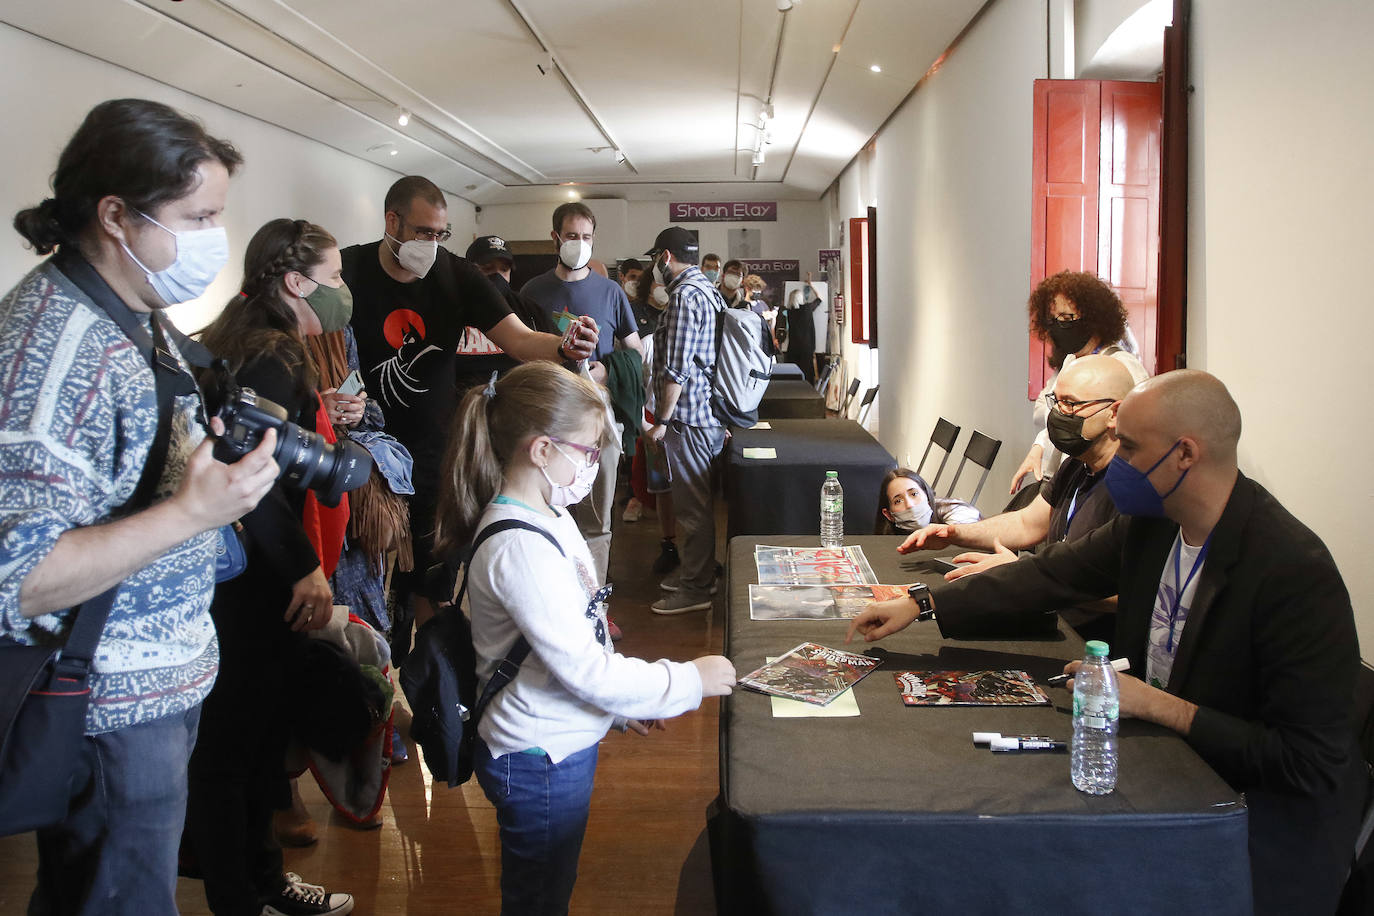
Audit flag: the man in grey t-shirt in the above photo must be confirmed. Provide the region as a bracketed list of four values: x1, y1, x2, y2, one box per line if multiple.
[521, 202, 643, 584]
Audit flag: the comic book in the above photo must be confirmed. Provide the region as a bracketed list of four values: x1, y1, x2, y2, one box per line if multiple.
[739, 642, 883, 706]
[753, 546, 878, 586]
[748, 584, 909, 620]
[893, 670, 1051, 707]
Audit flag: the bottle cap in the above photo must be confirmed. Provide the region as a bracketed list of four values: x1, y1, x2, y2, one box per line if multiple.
[1085, 640, 1110, 657]
[825, 470, 838, 478]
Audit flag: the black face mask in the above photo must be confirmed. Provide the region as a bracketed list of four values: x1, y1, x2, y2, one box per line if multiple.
[1048, 319, 1093, 357]
[1046, 407, 1101, 458]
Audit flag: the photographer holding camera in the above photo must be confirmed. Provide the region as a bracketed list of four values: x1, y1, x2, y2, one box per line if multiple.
[1, 99, 279, 914]
[188, 218, 361, 916]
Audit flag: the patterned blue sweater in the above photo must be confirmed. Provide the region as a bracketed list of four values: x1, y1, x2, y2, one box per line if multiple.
[0, 259, 218, 734]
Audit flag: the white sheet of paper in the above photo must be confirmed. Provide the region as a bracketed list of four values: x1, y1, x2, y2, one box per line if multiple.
[764, 656, 862, 717]
[751, 421, 773, 430]
[742, 447, 777, 459]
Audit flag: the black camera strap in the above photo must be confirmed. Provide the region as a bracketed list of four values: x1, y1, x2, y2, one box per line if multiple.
[41, 250, 214, 664]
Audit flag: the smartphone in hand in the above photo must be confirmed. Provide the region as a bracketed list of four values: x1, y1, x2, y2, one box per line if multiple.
[337, 369, 364, 397]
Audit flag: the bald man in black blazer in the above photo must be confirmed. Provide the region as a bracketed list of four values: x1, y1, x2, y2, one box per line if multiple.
[850, 369, 1365, 915]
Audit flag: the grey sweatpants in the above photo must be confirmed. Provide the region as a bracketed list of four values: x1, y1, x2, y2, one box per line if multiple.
[663, 421, 728, 593]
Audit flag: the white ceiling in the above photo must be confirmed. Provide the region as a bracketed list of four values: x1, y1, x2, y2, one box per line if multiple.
[1, 0, 986, 205]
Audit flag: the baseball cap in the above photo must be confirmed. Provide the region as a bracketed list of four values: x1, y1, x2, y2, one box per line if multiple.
[644, 226, 698, 260]
[465, 235, 514, 265]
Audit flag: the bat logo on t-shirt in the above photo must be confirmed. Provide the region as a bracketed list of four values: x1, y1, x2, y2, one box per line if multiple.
[373, 308, 441, 408]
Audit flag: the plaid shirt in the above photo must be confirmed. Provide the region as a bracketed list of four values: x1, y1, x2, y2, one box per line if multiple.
[652, 265, 725, 428]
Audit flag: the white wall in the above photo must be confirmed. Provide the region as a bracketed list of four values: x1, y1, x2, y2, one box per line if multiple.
[1188, 0, 1374, 648]
[828, 0, 1049, 512]
[476, 199, 830, 274]
[0, 23, 477, 334]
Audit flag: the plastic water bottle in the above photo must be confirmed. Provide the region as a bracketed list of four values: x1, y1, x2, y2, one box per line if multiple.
[820, 471, 844, 547]
[1071, 639, 1119, 795]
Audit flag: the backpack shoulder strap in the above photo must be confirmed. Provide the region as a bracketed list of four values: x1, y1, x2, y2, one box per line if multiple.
[460, 518, 566, 725]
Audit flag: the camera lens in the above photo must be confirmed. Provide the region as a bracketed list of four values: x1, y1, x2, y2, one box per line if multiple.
[274, 426, 373, 508]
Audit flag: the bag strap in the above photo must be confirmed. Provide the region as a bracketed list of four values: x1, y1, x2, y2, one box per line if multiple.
[47, 250, 210, 668]
[458, 518, 566, 727]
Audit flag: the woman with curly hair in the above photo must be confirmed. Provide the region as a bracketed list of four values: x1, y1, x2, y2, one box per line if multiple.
[1009, 271, 1148, 492]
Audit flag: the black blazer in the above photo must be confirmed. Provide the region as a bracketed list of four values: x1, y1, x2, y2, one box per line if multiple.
[932, 472, 1366, 914]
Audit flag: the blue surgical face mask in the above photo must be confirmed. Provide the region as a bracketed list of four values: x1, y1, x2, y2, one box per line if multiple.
[121, 209, 230, 305]
[889, 503, 933, 531]
[1104, 439, 1189, 517]
[703, 268, 720, 283]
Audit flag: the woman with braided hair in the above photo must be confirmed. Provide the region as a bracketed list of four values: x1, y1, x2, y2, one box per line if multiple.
[186, 218, 355, 916]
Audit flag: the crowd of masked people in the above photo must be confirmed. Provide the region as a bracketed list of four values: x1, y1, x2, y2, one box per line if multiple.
[0, 97, 1364, 916]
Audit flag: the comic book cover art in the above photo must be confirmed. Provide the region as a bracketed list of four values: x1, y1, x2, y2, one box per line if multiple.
[753, 546, 878, 586]
[748, 585, 909, 620]
[893, 670, 1052, 707]
[739, 642, 883, 706]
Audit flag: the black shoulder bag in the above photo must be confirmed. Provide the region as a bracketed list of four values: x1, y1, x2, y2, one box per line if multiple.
[0, 252, 208, 836]
[400, 518, 563, 787]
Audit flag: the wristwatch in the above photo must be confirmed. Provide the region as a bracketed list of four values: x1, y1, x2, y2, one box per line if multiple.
[907, 583, 936, 621]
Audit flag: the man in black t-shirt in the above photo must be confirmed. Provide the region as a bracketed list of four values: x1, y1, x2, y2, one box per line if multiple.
[457, 234, 558, 394]
[344, 176, 598, 649]
[897, 355, 1135, 577]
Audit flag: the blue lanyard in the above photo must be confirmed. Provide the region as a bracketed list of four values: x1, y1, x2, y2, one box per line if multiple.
[1166, 533, 1212, 652]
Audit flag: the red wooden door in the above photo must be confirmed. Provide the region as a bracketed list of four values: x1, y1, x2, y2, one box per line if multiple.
[1098, 80, 1162, 376]
[1028, 79, 1163, 397]
[1029, 80, 1101, 398]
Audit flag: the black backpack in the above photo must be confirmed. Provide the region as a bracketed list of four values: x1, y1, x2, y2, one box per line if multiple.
[399, 519, 562, 787]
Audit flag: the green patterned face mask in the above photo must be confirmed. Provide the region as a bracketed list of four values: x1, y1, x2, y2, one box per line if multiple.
[304, 279, 353, 332]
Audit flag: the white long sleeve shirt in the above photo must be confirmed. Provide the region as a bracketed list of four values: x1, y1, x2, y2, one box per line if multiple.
[469, 499, 703, 762]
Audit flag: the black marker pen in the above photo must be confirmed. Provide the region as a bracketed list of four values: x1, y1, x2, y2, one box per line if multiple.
[1048, 656, 1130, 686]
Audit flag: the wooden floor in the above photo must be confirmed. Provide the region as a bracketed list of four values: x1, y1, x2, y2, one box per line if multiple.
[0, 488, 726, 915]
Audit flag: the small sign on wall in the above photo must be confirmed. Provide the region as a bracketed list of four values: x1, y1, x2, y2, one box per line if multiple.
[669, 201, 778, 222]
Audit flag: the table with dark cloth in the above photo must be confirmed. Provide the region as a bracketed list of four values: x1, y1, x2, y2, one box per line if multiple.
[768, 362, 806, 380]
[724, 420, 896, 539]
[757, 378, 826, 419]
[708, 535, 1251, 916]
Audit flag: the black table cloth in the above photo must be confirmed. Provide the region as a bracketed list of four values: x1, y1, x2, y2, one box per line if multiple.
[757, 378, 826, 419]
[724, 419, 896, 539]
[710, 535, 1251, 915]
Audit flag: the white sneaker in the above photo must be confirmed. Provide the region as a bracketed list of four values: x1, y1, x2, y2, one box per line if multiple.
[622, 498, 644, 523]
[660, 573, 717, 594]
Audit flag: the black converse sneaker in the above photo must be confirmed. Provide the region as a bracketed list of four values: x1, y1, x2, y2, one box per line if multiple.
[652, 538, 680, 574]
[260, 873, 354, 915]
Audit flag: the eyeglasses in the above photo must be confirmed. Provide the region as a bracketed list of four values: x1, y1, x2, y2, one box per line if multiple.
[1050, 315, 1081, 327]
[402, 219, 452, 243]
[1044, 393, 1116, 417]
[550, 436, 600, 467]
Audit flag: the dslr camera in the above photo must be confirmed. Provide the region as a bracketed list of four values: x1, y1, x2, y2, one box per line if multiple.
[205, 360, 372, 508]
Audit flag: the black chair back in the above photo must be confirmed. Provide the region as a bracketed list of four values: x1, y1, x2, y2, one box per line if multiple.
[857, 386, 879, 425]
[943, 430, 1002, 507]
[815, 356, 837, 394]
[916, 418, 961, 492]
[842, 378, 861, 415]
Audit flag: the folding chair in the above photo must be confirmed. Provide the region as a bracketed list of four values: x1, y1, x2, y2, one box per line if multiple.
[842, 378, 861, 416]
[815, 356, 837, 394]
[856, 386, 879, 425]
[943, 430, 1002, 507]
[915, 417, 961, 492]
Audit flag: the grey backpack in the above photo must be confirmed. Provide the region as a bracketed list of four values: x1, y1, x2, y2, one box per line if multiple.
[705, 303, 776, 427]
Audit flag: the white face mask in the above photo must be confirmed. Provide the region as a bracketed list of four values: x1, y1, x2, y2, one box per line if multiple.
[542, 441, 599, 507]
[722, 273, 742, 291]
[623, 280, 639, 299]
[386, 232, 438, 278]
[889, 503, 934, 531]
[121, 210, 229, 305]
[650, 286, 669, 309]
[559, 238, 593, 271]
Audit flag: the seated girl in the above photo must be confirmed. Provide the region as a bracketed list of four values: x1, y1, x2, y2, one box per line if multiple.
[872, 467, 982, 535]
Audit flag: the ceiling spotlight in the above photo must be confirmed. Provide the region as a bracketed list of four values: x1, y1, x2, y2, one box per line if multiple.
[776, 0, 793, 10]
[870, 64, 882, 73]
[614, 149, 626, 164]
[389, 148, 398, 156]
[397, 108, 410, 126]
[567, 190, 580, 199]
[752, 148, 766, 166]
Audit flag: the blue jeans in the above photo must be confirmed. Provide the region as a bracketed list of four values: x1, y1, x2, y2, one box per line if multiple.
[29, 704, 202, 916]
[474, 738, 599, 916]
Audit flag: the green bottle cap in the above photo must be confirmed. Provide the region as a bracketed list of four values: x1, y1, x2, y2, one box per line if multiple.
[826, 470, 838, 478]
[1085, 640, 1110, 657]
